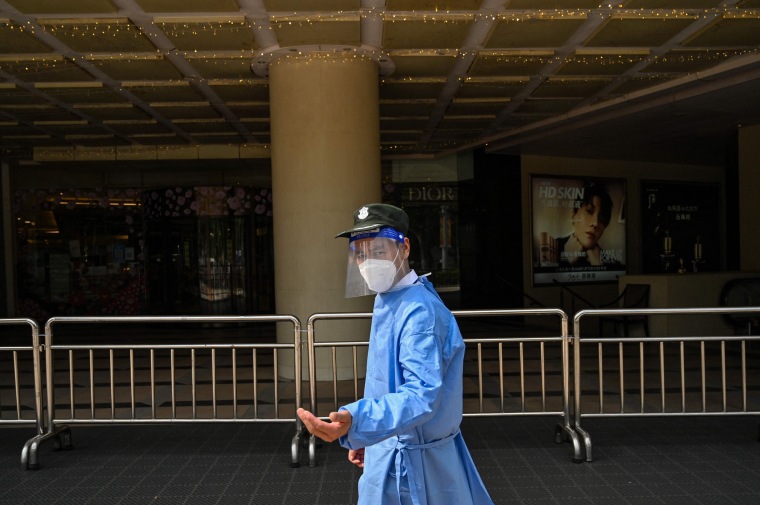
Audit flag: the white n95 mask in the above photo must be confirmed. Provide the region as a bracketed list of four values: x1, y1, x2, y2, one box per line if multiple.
[358, 259, 399, 293]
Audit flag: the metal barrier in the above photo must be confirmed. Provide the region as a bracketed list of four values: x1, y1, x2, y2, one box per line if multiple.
[0, 319, 44, 436]
[21, 315, 304, 470]
[305, 308, 581, 467]
[573, 306, 760, 463]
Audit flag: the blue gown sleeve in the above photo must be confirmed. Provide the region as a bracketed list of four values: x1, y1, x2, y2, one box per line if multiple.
[339, 311, 445, 450]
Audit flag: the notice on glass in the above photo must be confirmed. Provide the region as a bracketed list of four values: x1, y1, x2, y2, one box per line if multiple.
[49, 253, 71, 302]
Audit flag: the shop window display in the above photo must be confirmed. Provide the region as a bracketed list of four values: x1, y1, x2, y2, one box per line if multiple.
[141, 186, 273, 315]
[13, 186, 274, 321]
[382, 183, 460, 292]
[14, 188, 145, 321]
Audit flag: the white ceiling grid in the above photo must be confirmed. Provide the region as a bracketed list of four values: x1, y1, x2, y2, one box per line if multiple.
[0, 0, 759, 166]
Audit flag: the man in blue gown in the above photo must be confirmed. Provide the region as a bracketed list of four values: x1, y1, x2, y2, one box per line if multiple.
[298, 203, 494, 505]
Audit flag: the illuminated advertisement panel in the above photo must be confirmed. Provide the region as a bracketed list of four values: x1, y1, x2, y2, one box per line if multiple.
[531, 175, 627, 285]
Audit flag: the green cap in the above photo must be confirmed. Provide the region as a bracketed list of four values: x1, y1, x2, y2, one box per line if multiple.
[335, 203, 409, 238]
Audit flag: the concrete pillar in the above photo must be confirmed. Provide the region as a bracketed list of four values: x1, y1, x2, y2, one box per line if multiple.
[269, 53, 381, 379]
[738, 125, 760, 271]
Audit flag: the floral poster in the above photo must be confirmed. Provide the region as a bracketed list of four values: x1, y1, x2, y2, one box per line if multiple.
[142, 186, 272, 219]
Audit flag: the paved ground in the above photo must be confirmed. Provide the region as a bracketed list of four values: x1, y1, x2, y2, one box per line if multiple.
[1, 415, 759, 504]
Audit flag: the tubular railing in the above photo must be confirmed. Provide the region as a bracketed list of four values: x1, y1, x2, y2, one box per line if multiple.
[0, 319, 44, 435]
[14, 306, 754, 469]
[306, 308, 581, 467]
[305, 311, 372, 468]
[20, 315, 304, 470]
[573, 306, 760, 463]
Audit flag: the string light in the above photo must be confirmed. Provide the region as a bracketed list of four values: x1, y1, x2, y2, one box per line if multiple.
[2, 5, 760, 157]
[6, 50, 755, 79]
[5, 7, 760, 41]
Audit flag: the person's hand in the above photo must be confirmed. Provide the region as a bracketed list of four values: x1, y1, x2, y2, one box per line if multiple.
[585, 245, 602, 265]
[297, 407, 352, 442]
[564, 234, 584, 264]
[348, 448, 364, 468]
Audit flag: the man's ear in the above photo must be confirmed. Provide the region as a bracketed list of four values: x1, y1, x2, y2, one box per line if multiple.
[401, 237, 411, 259]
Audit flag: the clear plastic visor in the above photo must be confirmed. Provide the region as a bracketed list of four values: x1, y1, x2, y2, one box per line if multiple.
[345, 236, 403, 298]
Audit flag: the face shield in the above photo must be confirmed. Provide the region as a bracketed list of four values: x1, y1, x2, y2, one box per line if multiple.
[345, 228, 406, 298]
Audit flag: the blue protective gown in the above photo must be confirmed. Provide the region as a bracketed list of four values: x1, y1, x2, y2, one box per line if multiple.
[339, 274, 494, 505]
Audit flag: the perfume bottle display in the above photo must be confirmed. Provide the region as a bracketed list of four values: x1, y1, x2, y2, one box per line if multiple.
[641, 182, 720, 275]
[660, 232, 675, 272]
[692, 236, 706, 272]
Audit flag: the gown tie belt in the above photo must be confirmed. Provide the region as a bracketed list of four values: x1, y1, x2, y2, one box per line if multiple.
[393, 429, 461, 505]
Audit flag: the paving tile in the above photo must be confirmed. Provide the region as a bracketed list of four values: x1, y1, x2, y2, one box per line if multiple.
[1, 415, 759, 504]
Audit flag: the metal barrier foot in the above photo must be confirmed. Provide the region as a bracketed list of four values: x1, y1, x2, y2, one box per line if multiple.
[20, 426, 73, 470]
[554, 423, 568, 444]
[308, 434, 317, 468]
[290, 425, 305, 468]
[573, 425, 592, 462]
[53, 428, 73, 451]
[21, 435, 44, 470]
[555, 423, 585, 463]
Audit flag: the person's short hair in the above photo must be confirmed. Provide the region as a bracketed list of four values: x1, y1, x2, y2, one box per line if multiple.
[575, 184, 613, 227]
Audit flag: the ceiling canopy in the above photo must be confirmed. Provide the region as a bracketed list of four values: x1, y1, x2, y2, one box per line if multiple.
[1, 0, 759, 166]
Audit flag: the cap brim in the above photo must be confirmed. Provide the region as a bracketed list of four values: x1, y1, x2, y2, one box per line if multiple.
[335, 222, 386, 238]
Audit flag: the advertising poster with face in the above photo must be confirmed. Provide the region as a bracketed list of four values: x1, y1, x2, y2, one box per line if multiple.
[531, 176, 627, 285]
